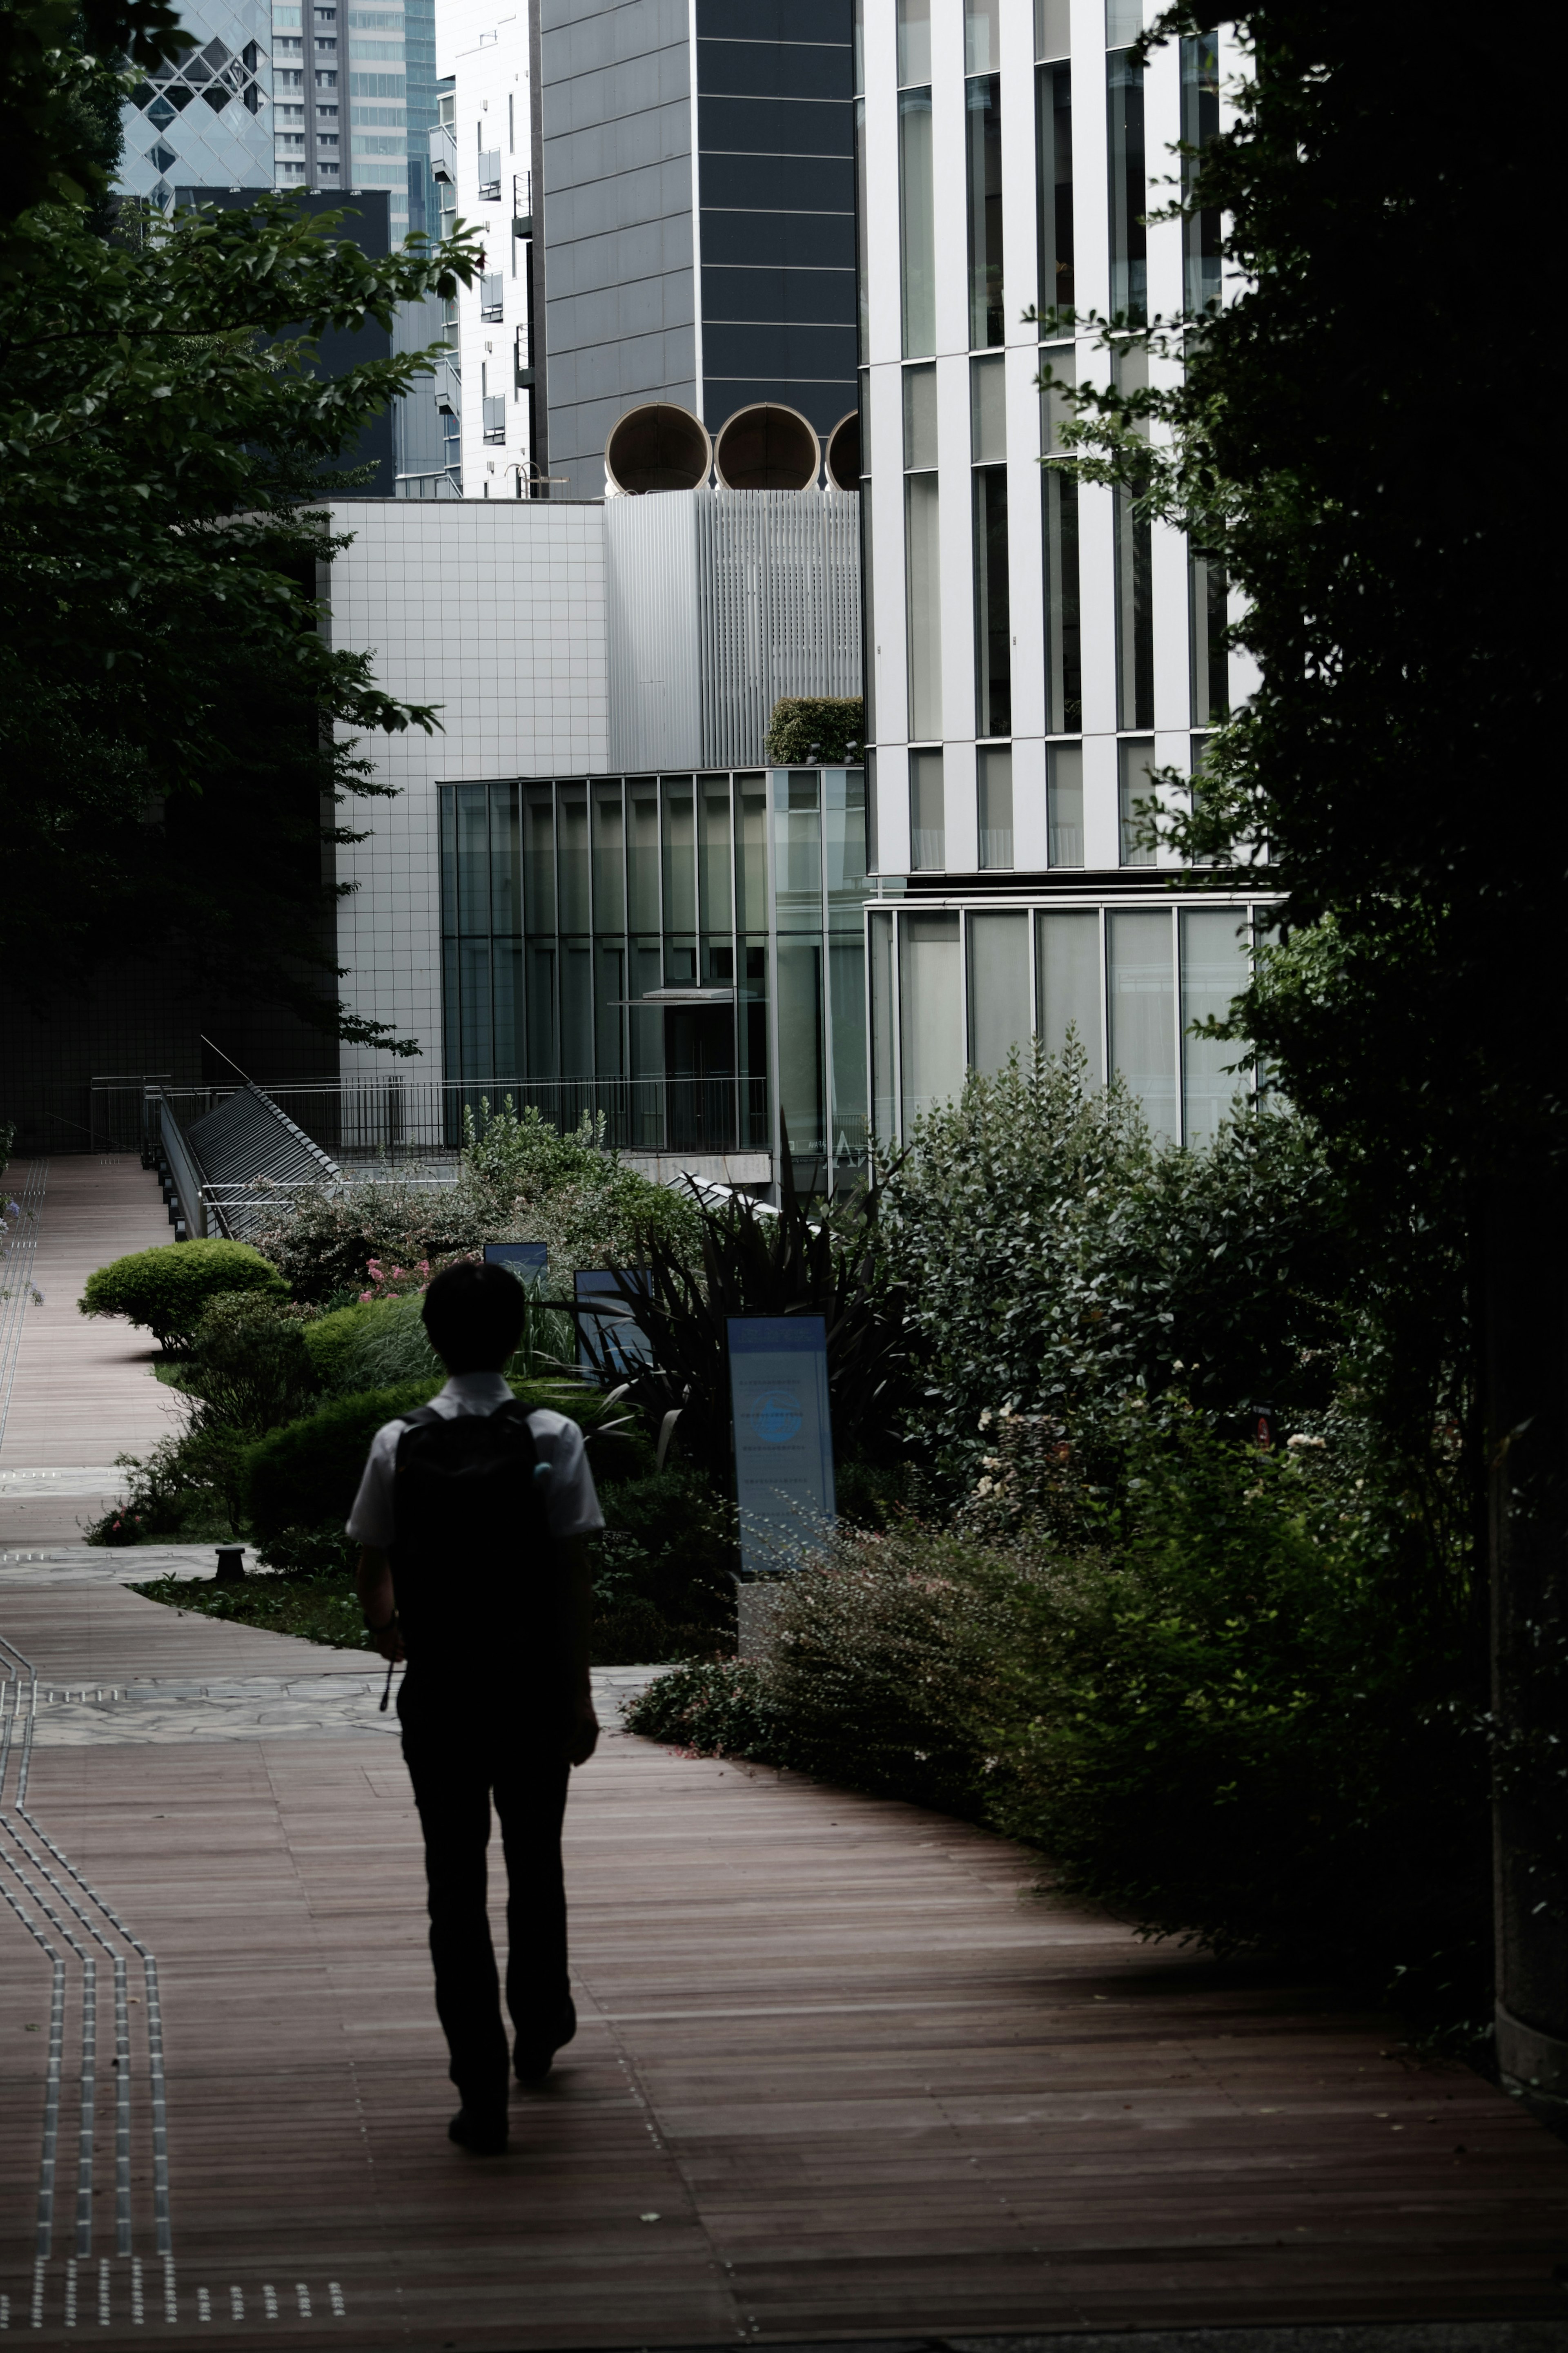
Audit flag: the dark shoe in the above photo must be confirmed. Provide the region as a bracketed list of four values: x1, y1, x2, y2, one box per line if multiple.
[448, 2107, 508, 2154]
[514, 1999, 577, 2086]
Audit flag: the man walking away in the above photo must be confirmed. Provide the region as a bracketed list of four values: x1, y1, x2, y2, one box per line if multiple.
[347, 1258, 603, 2154]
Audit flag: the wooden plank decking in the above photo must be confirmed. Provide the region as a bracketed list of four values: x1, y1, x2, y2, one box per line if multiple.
[3, 1157, 1568, 2347]
[0, 1156, 180, 1545]
[4, 1581, 1568, 2349]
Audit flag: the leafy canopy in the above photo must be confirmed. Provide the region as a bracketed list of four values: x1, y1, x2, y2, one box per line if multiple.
[0, 167, 481, 1044]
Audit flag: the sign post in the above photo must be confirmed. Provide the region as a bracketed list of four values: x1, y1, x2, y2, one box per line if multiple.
[726, 1315, 835, 1580]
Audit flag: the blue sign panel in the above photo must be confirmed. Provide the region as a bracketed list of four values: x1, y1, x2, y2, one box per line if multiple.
[575, 1269, 654, 1378]
[727, 1315, 835, 1579]
[483, 1242, 548, 1283]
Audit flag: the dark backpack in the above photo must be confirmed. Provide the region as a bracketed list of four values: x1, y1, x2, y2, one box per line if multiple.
[390, 1400, 564, 1706]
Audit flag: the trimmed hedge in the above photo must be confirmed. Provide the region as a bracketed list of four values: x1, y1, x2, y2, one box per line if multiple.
[79, 1240, 285, 1349]
[244, 1377, 650, 1546]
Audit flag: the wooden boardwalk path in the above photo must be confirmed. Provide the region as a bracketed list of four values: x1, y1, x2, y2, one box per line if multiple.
[0, 1156, 179, 1545]
[3, 1158, 1568, 2346]
[4, 1585, 1568, 2349]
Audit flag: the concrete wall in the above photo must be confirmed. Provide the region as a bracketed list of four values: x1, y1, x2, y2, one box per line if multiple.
[325, 499, 608, 1079]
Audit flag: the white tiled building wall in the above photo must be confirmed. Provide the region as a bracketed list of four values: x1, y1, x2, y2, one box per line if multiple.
[439, 0, 535, 495]
[325, 499, 607, 1080]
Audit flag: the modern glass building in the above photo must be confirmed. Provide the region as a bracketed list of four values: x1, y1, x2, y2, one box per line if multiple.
[439, 766, 868, 1188]
[858, 0, 1260, 1148]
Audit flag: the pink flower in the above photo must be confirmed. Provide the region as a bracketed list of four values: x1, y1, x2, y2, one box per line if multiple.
[359, 1291, 372, 1303]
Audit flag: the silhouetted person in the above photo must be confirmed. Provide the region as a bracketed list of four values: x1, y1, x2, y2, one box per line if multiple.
[347, 1259, 602, 2153]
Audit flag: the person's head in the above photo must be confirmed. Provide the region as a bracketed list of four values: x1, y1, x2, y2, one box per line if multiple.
[420, 1260, 528, 1374]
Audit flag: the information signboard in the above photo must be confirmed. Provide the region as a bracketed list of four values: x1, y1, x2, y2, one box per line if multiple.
[575, 1270, 653, 1378]
[483, 1242, 548, 1282]
[726, 1315, 835, 1579]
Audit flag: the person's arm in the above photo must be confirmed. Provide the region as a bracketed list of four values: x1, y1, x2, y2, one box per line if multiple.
[561, 1535, 598, 1766]
[356, 1546, 404, 1662]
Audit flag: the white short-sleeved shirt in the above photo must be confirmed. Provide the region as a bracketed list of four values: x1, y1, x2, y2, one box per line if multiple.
[345, 1372, 605, 1550]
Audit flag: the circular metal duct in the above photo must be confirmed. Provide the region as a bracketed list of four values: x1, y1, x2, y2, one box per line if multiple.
[603, 402, 713, 495]
[713, 402, 821, 491]
[825, 410, 861, 490]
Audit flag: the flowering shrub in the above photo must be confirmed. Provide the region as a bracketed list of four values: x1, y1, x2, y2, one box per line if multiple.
[358, 1256, 430, 1304]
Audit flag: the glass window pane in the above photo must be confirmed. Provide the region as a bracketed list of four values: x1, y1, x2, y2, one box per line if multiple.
[972, 464, 1011, 738]
[627, 779, 660, 930]
[1108, 908, 1176, 1140]
[970, 353, 1006, 460]
[825, 767, 867, 924]
[904, 473, 942, 739]
[965, 0, 999, 74]
[909, 747, 944, 870]
[870, 908, 896, 1143]
[1181, 906, 1249, 1142]
[523, 785, 554, 933]
[1044, 459, 1081, 733]
[1106, 0, 1143, 46]
[558, 783, 589, 933]
[660, 776, 696, 933]
[829, 930, 867, 1175]
[698, 775, 733, 934]
[561, 940, 592, 1078]
[778, 938, 825, 1166]
[1036, 60, 1074, 325]
[1189, 538, 1229, 725]
[896, 0, 929, 85]
[1107, 49, 1146, 324]
[978, 745, 1013, 869]
[900, 912, 964, 1128]
[488, 779, 520, 939]
[591, 781, 625, 933]
[899, 88, 935, 357]
[1036, 908, 1101, 1082]
[966, 74, 1004, 349]
[595, 941, 624, 1079]
[1180, 29, 1222, 316]
[735, 774, 767, 932]
[774, 770, 822, 930]
[1114, 480, 1153, 727]
[1035, 0, 1070, 60]
[1118, 738, 1157, 866]
[1047, 742, 1082, 867]
[968, 910, 1030, 1074]
[903, 361, 937, 468]
[527, 943, 556, 1079]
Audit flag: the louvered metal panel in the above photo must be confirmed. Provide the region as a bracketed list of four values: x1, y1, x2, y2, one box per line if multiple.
[696, 488, 862, 770]
[163, 1084, 342, 1240]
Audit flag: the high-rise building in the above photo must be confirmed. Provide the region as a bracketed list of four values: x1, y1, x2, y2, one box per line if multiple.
[539, 0, 858, 500]
[437, 0, 538, 498]
[858, 1, 1261, 1149]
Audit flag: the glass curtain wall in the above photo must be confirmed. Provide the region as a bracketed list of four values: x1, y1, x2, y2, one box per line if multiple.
[1106, 30, 1147, 323]
[971, 354, 1010, 738]
[441, 772, 866, 1182]
[872, 899, 1257, 1141]
[1035, 12, 1074, 327]
[1040, 345, 1082, 732]
[904, 361, 941, 740]
[1180, 26, 1222, 315]
[965, 73, 1004, 349]
[1189, 534, 1229, 725]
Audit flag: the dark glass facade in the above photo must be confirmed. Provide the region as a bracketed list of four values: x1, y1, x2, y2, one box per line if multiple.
[441, 769, 867, 1191]
[696, 0, 857, 438]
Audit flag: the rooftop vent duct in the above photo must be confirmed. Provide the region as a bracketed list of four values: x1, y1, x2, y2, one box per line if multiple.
[604, 401, 713, 495]
[825, 410, 861, 490]
[713, 402, 821, 491]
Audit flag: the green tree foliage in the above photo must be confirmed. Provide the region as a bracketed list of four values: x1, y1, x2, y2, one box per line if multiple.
[0, 0, 188, 223]
[881, 1045, 1352, 1497]
[763, 697, 865, 765]
[0, 160, 480, 1043]
[78, 1237, 284, 1347]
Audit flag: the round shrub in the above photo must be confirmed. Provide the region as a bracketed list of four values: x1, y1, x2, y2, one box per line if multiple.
[79, 1240, 286, 1349]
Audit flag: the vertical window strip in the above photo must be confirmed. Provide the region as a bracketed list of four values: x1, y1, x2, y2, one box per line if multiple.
[898, 88, 935, 357]
[965, 74, 1004, 349]
[1106, 47, 1147, 325]
[1035, 59, 1074, 330]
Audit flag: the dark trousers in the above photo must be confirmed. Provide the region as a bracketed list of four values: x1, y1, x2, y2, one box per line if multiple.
[399, 1697, 572, 2115]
